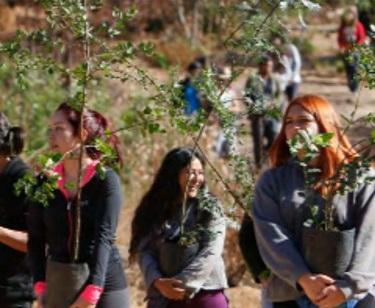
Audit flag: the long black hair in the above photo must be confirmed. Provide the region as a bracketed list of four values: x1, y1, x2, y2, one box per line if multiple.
[129, 147, 206, 262]
[0, 112, 24, 156]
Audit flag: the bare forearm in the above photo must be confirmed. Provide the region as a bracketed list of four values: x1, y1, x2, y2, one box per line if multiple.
[0, 226, 28, 252]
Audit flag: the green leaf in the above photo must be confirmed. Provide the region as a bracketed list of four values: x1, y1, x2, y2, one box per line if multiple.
[312, 132, 334, 147]
[143, 106, 152, 115]
[96, 163, 107, 180]
[117, 42, 134, 58]
[72, 63, 88, 81]
[371, 130, 375, 144]
[37, 153, 60, 168]
[64, 182, 75, 191]
[138, 42, 154, 55]
[366, 113, 375, 125]
[123, 6, 138, 21]
[147, 122, 161, 134]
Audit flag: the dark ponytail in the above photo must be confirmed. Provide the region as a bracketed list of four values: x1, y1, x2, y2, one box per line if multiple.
[0, 113, 25, 156]
[85, 109, 124, 166]
[1, 127, 25, 155]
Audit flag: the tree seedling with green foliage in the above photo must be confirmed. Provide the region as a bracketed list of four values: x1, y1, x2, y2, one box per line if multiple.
[288, 130, 375, 231]
[3, 0, 374, 253]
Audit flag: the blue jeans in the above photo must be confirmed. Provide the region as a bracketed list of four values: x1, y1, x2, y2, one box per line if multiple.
[343, 52, 360, 93]
[260, 288, 273, 308]
[296, 296, 358, 308]
[285, 82, 299, 102]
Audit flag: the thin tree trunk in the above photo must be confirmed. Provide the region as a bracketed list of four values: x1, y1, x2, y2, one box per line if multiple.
[73, 0, 90, 262]
[191, 0, 199, 46]
[173, 0, 191, 41]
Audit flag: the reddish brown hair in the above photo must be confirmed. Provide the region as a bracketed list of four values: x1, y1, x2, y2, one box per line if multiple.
[269, 95, 356, 194]
[56, 103, 123, 166]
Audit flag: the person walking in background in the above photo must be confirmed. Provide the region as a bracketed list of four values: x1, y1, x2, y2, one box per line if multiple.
[272, 35, 302, 102]
[273, 52, 291, 103]
[338, 7, 366, 94]
[28, 103, 129, 308]
[129, 147, 228, 308]
[284, 42, 302, 102]
[214, 66, 238, 159]
[0, 112, 34, 308]
[245, 55, 283, 169]
[251, 95, 375, 307]
[181, 59, 205, 116]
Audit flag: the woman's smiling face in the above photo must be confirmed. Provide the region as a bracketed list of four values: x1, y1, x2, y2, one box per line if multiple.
[178, 158, 204, 198]
[285, 104, 320, 141]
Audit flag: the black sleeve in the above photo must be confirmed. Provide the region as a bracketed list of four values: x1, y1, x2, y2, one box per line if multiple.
[238, 214, 268, 283]
[88, 169, 123, 287]
[27, 200, 47, 283]
[7, 168, 30, 231]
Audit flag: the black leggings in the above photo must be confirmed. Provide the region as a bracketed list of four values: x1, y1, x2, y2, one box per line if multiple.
[97, 288, 130, 308]
[273, 301, 299, 308]
[0, 300, 32, 308]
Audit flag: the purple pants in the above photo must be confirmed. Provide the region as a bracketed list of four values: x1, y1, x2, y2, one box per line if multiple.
[167, 289, 228, 308]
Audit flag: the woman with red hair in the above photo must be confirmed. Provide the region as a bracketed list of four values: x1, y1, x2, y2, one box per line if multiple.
[251, 95, 375, 307]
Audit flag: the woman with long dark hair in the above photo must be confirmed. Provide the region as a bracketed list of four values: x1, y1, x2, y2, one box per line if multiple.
[129, 147, 228, 308]
[28, 103, 129, 308]
[251, 95, 375, 307]
[0, 112, 34, 307]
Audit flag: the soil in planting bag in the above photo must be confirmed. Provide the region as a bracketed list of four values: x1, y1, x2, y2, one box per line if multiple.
[158, 240, 200, 277]
[301, 227, 355, 278]
[44, 260, 89, 308]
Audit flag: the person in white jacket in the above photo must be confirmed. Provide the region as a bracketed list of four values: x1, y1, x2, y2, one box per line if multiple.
[284, 43, 302, 101]
[273, 36, 302, 102]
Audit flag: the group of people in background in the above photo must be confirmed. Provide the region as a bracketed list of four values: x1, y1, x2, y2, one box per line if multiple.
[180, 4, 370, 168]
[0, 5, 372, 308]
[180, 32, 302, 168]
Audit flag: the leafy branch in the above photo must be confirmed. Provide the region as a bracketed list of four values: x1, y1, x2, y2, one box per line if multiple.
[288, 130, 375, 231]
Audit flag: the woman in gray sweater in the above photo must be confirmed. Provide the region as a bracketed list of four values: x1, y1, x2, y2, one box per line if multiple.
[252, 95, 375, 308]
[129, 147, 228, 308]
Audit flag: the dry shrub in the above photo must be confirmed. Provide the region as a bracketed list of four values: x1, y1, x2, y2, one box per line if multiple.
[154, 39, 199, 68]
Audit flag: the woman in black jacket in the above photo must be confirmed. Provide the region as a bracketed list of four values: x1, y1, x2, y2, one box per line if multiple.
[28, 103, 129, 308]
[0, 112, 34, 307]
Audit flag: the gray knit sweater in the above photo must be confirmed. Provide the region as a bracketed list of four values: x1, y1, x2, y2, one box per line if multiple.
[251, 160, 375, 302]
[138, 199, 228, 307]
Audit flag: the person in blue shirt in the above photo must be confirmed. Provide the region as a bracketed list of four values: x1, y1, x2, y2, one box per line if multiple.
[181, 61, 204, 116]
